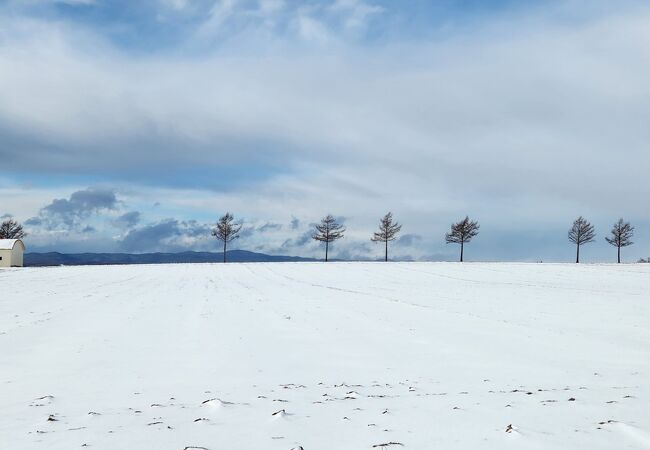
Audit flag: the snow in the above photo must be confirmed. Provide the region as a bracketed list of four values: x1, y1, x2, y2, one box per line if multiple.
[1, 262, 649, 449]
[0, 239, 21, 250]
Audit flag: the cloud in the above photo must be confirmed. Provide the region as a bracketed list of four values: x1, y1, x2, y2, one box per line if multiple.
[199, 0, 239, 33]
[32, 188, 118, 229]
[258, 222, 282, 232]
[162, 0, 192, 12]
[4, 3, 648, 202]
[113, 211, 141, 229]
[330, 0, 383, 30]
[119, 219, 212, 252]
[239, 220, 283, 239]
[120, 220, 181, 252]
[25, 217, 43, 226]
[258, 0, 284, 16]
[397, 233, 422, 247]
[57, 0, 96, 5]
[295, 14, 331, 44]
[334, 240, 372, 260]
[2, 2, 650, 261]
[279, 228, 313, 251]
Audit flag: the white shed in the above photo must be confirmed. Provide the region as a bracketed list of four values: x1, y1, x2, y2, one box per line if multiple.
[0, 239, 25, 267]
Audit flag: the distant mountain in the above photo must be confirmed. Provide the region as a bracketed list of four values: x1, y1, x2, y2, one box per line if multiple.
[24, 250, 317, 267]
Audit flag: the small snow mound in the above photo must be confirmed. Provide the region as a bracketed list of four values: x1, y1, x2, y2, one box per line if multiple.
[30, 395, 55, 407]
[344, 390, 361, 399]
[201, 398, 234, 410]
[271, 409, 288, 419]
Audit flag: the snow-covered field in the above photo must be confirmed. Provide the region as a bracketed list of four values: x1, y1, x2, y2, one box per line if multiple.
[1, 262, 649, 449]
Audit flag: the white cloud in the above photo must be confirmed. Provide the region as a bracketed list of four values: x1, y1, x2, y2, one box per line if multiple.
[295, 13, 331, 44]
[257, 0, 284, 16]
[1, 2, 650, 260]
[330, 0, 383, 30]
[206, 0, 239, 26]
[165, 0, 191, 11]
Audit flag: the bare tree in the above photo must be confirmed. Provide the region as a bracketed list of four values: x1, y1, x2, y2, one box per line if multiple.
[445, 216, 479, 262]
[605, 218, 634, 263]
[211, 213, 243, 263]
[568, 216, 595, 263]
[312, 214, 345, 262]
[371, 212, 402, 262]
[0, 218, 25, 239]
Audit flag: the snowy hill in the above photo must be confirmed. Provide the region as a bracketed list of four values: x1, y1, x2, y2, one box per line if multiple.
[1, 262, 649, 449]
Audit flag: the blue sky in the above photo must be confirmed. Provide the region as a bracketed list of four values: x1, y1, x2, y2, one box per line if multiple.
[1, 0, 650, 261]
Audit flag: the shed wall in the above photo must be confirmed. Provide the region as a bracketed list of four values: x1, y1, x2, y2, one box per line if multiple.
[0, 249, 11, 267]
[12, 246, 23, 266]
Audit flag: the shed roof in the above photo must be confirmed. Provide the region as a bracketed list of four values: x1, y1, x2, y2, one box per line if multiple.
[0, 239, 24, 250]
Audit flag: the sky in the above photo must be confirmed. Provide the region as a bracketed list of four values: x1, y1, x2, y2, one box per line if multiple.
[1, 0, 650, 262]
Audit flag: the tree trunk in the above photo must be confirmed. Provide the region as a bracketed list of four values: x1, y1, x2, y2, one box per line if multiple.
[460, 241, 464, 262]
[223, 239, 227, 263]
[618, 246, 621, 264]
[576, 243, 579, 263]
[325, 241, 329, 262]
[385, 239, 388, 262]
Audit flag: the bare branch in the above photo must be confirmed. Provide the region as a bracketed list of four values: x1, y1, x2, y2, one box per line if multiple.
[445, 216, 479, 262]
[312, 214, 345, 262]
[212, 212, 243, 244]
[445, 216, 479, 244]
[211, 212, 243, 263]
[0, 218, 26, 239]
[312, 215, 346, 243]
[371, 212, 402, 261]
[605, 218, 634, 263]
[568, 216, 596, 245]
[605, 218, 634, 248]
[371, 212, 402, 243]
[568, 216, 596, 263]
